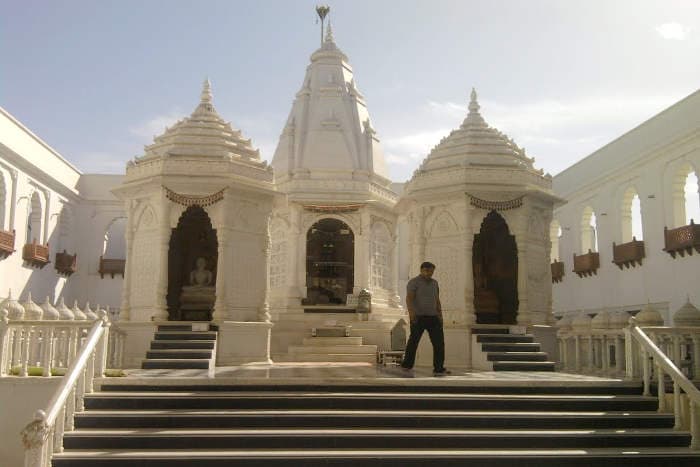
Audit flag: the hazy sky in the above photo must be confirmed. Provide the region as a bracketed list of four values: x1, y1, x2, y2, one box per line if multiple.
[2, 0, 699, 181]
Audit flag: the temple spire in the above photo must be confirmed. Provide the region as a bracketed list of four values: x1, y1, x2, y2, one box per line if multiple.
[463, 87, 486, 127]
[193, 78, 217, 116]
[325, 18, 335, 43]
[201, 78, 213, 104]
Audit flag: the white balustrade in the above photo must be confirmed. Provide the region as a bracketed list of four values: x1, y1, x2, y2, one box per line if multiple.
[0, 308, 125, 377]
[20, 313, 110, 467]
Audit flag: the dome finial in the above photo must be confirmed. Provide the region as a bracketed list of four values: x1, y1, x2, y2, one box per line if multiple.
[462, 86, 486, 127]
[325, 18, 335, 43]
[201, 78, 213, 104]
[469, 87, 480, 114]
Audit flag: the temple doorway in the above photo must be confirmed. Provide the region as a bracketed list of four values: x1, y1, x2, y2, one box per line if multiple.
[472, 210, 518, 324]
[304, 218, 354, 306]
[167, 205, 218, 321]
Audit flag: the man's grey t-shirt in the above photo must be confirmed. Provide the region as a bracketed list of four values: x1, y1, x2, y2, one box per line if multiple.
[406, 275, 439, 316]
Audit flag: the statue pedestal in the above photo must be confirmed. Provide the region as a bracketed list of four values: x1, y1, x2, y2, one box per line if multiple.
[216, 321, 274, 365]
[180, 286, 215, 321]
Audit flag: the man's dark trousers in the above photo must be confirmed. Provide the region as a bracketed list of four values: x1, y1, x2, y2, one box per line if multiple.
[401, 315, 445, 371]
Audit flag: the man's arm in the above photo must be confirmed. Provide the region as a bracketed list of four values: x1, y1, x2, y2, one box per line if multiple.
[436, 284, 443, 322]
[406, 290, 417, 323]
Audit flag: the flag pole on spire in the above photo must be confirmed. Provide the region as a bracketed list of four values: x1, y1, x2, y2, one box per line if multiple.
[316, 5, 330, 46]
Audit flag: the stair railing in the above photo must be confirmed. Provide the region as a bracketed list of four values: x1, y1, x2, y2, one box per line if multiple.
[20, 311, 110, 467]
[628, 317, 700, 449]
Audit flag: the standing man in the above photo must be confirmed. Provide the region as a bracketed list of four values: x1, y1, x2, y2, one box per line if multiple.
[401, 261, 450, 375]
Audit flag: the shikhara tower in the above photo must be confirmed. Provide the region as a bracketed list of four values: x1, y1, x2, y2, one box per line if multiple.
[269, 23, 403, 357]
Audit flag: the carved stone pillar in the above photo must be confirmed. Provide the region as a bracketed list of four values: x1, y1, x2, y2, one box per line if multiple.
[355, 210, 372, 292]
[119, 200, 135, 321]
[514, 219, 531, 326]
[390, 222, 401, 306]
[463, 203, 476, 325]
[259, 222, 272, 323]
[289, 204, 304, 302]
[213, 191, 230, 321]
[154, 191, 170, 321]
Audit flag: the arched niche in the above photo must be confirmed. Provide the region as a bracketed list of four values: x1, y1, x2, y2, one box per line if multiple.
[304, 218, 354, 305]
[580, 206, 598, 252]
[167, 205, 218, 321]
[27, 191, 43, 244]
[472, 210, 519, 324]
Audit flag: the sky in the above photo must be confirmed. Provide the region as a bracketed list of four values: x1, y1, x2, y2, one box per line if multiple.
[2, 0, 700, 181]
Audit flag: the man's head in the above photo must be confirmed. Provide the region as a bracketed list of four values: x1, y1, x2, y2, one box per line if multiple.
[419, 261, 436, 278]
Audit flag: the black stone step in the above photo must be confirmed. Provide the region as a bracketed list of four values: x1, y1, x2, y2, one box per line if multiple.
[62, 428, 690, 450]
[477, 334, 535, 343]
[481, 343, 541, 352]
[471, 327, 511, 334]
[50, 449, 700, 467]
[153, 331, 217, 340]
[146, 350, 212, 359]
[97, 383, 644, 395]
[487, 352, 549, 362]
[140, 359, 210, 370]
[74, 410, 672, 429]
[150, 340, 216, 350]
[82, 393, 659, 411]
[493, 362, 557, 371]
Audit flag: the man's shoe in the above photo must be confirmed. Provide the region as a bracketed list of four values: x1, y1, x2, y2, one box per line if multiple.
[433, 368, 451, 376]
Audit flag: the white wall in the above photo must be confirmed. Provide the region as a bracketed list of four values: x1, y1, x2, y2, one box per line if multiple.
[552, 90, 700, 321]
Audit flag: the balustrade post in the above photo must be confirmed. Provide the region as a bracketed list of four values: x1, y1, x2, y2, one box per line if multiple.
[76, 370, 86, 412]
[557, 338, 565, 370]
[602, 336, 610, 375]
[693, 337, 700, 380]
[20, 326, 31, 377]
[0, 310, 9, 377]
[657, 364, 667, 412]
[690, 400, 699, 450]
[94, 314, 109, 377]
[642, 348, 651, 396]
[41, 327, 53, 377]
[615, 336, 624, 375]
[672, 335, 682, 367]
[574, 335, 581, 372]
[673, 381, 682, 430]
[587, 336, 594, 372]
[20, 410, 50, 467]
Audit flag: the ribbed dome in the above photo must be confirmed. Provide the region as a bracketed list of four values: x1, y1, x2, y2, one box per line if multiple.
[56, 297, 74, 320]
[22, 293, 43, 320]
[1, 290, 25, 320]
[41, 296, 60, 320]
[83, 302, 98, 321]
[673, 298, 700, 326]
[636, 303, 664, 326]
[72, 300, 87, 320]
[418, 89, 537, 172]
[135, 80, 266, 167]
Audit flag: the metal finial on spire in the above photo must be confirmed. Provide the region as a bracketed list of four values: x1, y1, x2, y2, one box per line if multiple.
[316, 5, 330, 46]
[201, 78, 213, 104]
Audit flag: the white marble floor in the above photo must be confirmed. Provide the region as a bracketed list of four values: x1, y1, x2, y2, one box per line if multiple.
[118, 362, 633, 387]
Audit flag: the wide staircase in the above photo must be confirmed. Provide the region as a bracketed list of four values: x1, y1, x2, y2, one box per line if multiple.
[286, 326, 378, 363]
[141, 323, 217, 371]
[472, 325, 556, 371]
[51, 380, 700, 466]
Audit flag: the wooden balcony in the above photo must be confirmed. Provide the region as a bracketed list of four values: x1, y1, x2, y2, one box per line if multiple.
[99, 256, 125, 278]
[22, 240, 50, 269]
[612, 238, 645, 269]
[0, 229, 15, 260]
[551, 261, 565, 283]
[573, 250, 600, 278]
[664, 221, 700, 258]
[55, 250, 77, 276]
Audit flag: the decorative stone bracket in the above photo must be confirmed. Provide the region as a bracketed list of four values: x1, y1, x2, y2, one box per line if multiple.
[22, 240, 50, 269]
[99, 256, 125, 278]
[551, 260, 565, 283]
[663, 221, 700, 258]
[573, 250, 599, 278]
[0, 229, 15, 260]
[612, 238, 645, 269]
[55, 250, 77, 276]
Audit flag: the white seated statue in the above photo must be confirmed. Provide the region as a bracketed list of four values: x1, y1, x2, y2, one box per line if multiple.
[180, 257, 216, 318]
